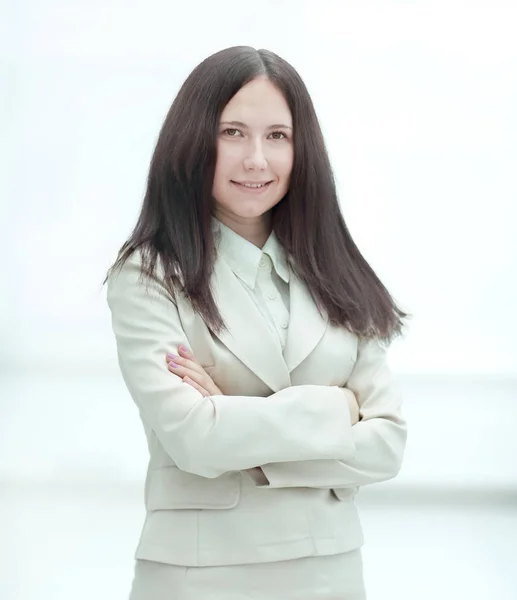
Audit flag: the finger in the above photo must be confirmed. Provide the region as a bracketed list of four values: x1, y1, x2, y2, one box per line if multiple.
[166, 351, 205, 377]
[167, 362, 210, 389]
[178, 344, 196, 362]
[167, 361, 194, 378]
[183, 376, 210, 397]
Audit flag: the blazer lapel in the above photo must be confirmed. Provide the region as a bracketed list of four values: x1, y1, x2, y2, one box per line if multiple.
[283, 269, 328, 373]
[210, 256, 291, 393]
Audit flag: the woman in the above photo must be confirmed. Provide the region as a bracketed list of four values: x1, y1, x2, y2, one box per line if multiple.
[104, 45, 408, 600]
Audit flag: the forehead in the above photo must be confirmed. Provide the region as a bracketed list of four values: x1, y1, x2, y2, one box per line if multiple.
[220, 76, 292, 125]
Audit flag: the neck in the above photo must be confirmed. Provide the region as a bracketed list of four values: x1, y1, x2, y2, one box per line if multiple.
[214, 211, 272, 248]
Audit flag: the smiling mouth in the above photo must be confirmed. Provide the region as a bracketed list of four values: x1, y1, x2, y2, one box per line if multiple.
[231, 181, 273, 189]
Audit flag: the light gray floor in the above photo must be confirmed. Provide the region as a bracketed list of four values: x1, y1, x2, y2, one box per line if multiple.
[1, 373, 516, 599]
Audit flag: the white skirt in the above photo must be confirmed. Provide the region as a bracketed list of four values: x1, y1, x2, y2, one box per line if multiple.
[128, 549, 367, 600]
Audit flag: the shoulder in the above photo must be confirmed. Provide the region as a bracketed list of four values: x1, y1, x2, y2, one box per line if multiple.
[106, 249, 149, 289]
[106, 248, 180, 304]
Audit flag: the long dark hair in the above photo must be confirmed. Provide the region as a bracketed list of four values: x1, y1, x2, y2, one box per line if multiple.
[102, 46, 409, 344]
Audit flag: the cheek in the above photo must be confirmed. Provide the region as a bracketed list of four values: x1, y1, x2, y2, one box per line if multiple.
[214, 148, 241, 181]
[278, 144, 294, 169]
[275, 151, 294, 182]
[213, 152, 233, 191]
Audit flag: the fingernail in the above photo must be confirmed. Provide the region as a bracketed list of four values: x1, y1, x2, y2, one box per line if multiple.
[179, 345, 189, 352]
[168, 361, 179, 368]
[167, 353, 178, 360]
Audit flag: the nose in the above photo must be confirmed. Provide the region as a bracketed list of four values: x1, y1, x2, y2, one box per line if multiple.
[243, 139, 267, 171]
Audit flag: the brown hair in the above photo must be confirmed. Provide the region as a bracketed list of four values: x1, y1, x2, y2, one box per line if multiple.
[102, 46, 410, 344]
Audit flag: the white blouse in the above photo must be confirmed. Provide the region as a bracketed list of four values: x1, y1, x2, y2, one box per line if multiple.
[212, 218, 290, 350]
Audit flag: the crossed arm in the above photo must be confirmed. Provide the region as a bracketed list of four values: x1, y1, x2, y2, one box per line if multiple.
[107, 253, 407, 487]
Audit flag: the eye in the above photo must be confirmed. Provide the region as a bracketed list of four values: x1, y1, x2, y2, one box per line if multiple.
[223, 128, 242, 137]
[269, 131, 288, 140]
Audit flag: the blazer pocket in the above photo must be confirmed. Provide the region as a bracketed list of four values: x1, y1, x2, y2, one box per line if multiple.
[147, 466, 241, 510]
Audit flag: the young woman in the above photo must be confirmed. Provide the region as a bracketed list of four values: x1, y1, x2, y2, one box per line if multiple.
[104, 45, 408, 600]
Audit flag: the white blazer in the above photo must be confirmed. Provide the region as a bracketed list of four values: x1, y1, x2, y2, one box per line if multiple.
[106, 249, 407, 567]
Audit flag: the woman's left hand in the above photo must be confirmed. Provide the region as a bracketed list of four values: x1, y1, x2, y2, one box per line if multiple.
[165, 345, 222, 397]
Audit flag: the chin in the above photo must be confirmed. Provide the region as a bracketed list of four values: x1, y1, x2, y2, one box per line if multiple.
[234, 203, 277, 219]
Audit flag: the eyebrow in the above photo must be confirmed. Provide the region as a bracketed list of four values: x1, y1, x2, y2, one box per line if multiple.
[220, 120, 293, 130]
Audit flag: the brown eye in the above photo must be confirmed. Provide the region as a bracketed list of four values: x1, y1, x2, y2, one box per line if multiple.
[270, 131, 287, 140]
[224, 128, 241, 137]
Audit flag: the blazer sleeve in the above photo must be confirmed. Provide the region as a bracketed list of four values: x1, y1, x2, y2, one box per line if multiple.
[257, 338, 408, 489]
[106, 252, 356, 479]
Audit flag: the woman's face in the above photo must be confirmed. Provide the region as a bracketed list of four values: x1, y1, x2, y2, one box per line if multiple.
[212, 76, 294, 228]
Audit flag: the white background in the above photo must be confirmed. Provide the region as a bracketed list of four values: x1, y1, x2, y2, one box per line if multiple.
[1, 1, 516, 599]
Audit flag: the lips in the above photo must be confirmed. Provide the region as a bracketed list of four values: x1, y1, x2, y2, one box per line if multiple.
[232, 181, 272, 188]
[231, 182, 273, 194]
